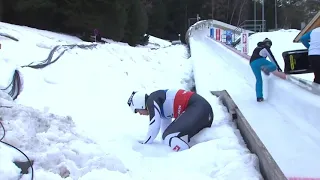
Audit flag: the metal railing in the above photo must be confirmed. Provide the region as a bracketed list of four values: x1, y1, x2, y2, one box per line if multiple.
[231, 20, 266, 44]
[233, 20, 266, 34]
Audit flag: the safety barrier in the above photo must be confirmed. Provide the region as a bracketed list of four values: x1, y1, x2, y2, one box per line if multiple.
[185, 20, 246, 44]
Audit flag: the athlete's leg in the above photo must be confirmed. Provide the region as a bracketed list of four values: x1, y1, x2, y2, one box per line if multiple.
[162, 94, 213, 152]
[184, 94, 213, 142]
[250, 60, 264, 99]
[250, 58, 277, 99]
[309, 55, 320, 84]
[261, 60, 277, 73]
[162, 111, 193, 152]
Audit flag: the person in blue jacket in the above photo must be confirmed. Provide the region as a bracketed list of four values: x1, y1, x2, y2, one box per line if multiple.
[249, 38, 282, 102]
[300, 27, 320, 84]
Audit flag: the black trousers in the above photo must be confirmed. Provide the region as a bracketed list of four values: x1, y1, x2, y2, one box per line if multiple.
[309, 55, 320, 84]
[162, 93, 213, 142]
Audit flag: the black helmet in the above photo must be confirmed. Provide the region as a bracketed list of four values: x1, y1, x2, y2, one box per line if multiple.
[263, 38, 272, 47]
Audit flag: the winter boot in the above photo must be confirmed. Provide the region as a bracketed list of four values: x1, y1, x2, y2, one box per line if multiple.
[257, 97, 264, 102]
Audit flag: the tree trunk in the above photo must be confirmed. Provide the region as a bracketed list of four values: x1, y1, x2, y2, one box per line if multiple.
[229, 0, 239, 24]
[237, 0, 247, 26]
[226, 0, 230, 20]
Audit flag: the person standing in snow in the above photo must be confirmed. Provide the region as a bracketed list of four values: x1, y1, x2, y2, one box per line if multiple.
[249, 38, 282, 102]
[127, 89, 213, 152]
[300, 27, 320, 84]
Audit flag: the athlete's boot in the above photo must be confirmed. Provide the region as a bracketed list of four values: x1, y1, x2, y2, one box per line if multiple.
[257, 97, 264, 102]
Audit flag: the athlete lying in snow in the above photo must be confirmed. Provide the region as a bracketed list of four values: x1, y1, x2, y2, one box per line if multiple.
[127, 89, 214, 152]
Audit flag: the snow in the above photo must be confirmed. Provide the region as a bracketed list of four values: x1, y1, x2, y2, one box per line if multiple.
[147, 36, 172, 47]
[193, 27, 320, 179]
[0, 22, 262, 180]
[0, 98, 128, 180]
[236, 29, 314, 81]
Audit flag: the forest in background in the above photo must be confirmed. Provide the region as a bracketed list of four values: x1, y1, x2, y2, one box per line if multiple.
[0, 0, 319, 45]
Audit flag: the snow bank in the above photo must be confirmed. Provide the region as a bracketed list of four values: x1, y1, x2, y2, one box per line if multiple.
[0, 90, 129, 179]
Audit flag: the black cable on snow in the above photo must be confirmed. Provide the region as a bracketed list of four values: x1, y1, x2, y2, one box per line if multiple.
[21, 45, 68, 69]
[21, 44, 98, 69]
[0, 117, 34, 180]
[0, 70, 21, 100]
[0, 32, 19, 41]
[1, 43, 98, 100]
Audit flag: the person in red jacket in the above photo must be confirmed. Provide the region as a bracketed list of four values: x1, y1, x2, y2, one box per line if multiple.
[127, 89, 213, 152]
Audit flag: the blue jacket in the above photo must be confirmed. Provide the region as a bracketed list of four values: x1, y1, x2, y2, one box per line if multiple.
[300, 27, 320, 55]
[300, 31, 311, 49]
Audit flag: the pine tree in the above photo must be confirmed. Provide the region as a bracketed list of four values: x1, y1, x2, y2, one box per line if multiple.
[147, 0, 167, 38]
[123, 0, 148, 46]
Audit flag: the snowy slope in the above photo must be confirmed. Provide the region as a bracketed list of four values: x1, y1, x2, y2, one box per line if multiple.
[0, 92, 128, 180]
[235, 29, 314, 81]
[1, 22, 261, 180]
[191, 29, 320, 179]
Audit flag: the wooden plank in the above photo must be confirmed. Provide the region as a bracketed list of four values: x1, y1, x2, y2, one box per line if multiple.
[293, 11, 320, 42]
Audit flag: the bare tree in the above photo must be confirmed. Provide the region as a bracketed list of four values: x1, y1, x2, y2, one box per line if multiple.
[229, 0, 239, 24]
[140, 0, 152, 13]
[237, 0, 247, 26]
[226, 0, 230, 20]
